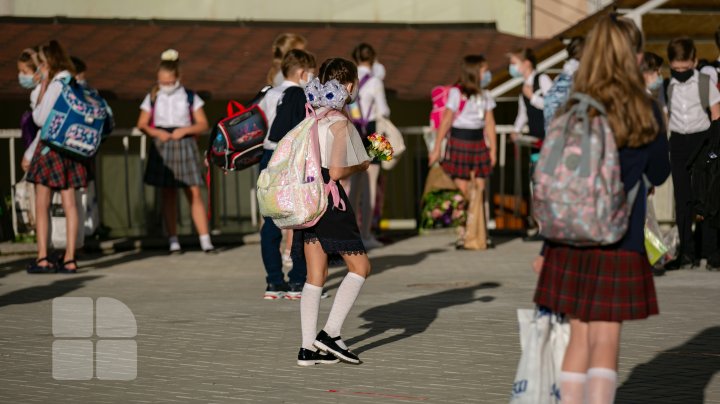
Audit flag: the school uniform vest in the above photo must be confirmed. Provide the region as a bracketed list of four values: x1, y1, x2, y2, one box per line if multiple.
[523, 75, 546, 141]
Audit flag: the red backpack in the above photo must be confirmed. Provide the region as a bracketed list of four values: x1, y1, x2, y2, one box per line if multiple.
[429, 85, 466, 130]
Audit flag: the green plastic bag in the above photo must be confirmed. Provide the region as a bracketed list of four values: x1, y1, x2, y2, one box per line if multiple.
[644, 197, 668, 265]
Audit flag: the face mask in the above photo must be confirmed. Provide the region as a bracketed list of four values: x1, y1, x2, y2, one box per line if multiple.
[18, 73, 37, 89]
[648, 75, 663, 91]
[670, 69, 694, 83]
[159, 81, 180, 94]
[348, 84, 359, 103]
[509, 64, 522, 78]
[480, 71, 492, 88]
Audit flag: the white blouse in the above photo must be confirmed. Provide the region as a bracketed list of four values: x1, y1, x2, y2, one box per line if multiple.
[140, 86, 204, 128]
[446, 87, 496, 130]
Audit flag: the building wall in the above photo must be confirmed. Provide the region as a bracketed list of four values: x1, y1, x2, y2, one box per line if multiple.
[0, 0, 527, 36]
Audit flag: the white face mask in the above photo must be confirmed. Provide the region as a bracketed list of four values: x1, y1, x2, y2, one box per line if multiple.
[159, 80, 180, 94]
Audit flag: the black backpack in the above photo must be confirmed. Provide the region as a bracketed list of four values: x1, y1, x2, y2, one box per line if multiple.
[688, 120, 720, 228]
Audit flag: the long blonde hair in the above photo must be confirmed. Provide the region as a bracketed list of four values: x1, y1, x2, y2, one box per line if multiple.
[267, 33, 307, 85]
[570, 15, 658, 148]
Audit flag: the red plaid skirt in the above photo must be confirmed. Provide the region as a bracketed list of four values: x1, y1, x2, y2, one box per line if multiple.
[440, 128, 492, 180]
[534, 246, 658, 322]
[26, 143, 93, 190]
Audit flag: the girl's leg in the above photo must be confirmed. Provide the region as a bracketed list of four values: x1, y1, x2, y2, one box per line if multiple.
[453, 178, 469, 199]
[365, 165, 381, 239]
[322, 253, 371, 339]
[35, 184, 52, 265]
[586, 321, 622, 404]
[184, 186, 214, 251]
[59, 188, 79, 268]
[162, 188, 178, 237]
[560, 318, 590, 404]
[301, 241, 328, 350]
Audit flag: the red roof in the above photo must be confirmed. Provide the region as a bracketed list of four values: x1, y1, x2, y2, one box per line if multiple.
[0, 17, 543, 101]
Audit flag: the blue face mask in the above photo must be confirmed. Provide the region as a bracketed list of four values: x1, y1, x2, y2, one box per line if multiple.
[648, 75, 663, 91]
[509, 64, 521, 78]
[18, 73, 37, 89]
[480, 71, 492, 88]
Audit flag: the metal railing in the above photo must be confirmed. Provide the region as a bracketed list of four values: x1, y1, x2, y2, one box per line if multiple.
[2, 125, 530, 237]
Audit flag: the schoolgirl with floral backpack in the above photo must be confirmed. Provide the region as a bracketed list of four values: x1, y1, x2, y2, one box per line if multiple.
[257, 58, 372, 367]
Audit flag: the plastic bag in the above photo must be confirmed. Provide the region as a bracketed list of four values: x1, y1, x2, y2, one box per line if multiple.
[644, 196, 669, 266]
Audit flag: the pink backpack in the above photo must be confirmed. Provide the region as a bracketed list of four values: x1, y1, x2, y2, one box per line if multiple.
[532, 93, 644, 246]
[256, 104, 345, 229]
[429, 85, 466, 130]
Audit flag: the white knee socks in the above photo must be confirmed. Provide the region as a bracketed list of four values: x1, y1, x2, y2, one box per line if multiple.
[300, 283, 323, 350]
[559, 371, 587, 404]
[323, 273, 366, 340]
[586, 368, 617, 404]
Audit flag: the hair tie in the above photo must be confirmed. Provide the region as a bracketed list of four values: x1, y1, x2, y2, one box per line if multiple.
[161, 49, 179, 62]
[304, 77, 349, 110]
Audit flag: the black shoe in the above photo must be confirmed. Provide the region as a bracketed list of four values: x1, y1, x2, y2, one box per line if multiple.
[203, 247, 218, 255]
[263, 282, 289, 300]
[297, 348, 339, 366]
[27, 257, 56, 274]
[313, 330, 361, 364]
[665, 255, 697, 271]
[707, 258, 720, 272]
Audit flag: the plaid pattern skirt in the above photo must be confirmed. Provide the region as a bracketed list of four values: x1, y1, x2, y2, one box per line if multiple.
[26, 143, 93, 190]
[534, 246, 659, 322]
[144, 132, 204, 188]
[440, 128, 492, 180]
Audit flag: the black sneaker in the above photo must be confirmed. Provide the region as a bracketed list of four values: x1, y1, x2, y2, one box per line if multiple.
[313, 330, 361, 364]
[263, 282, 289, 300]
[297, 348, 339, 366]
[665, 254, 697, 271]
[707, 258, 720, 272]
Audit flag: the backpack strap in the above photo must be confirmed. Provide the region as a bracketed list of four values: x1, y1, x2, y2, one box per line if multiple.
[186, 89, 196, 125]
[543, 93, 606, 178]
[699, 72, 710, 112]
[305, 103, 347, 212]
[533, 73, 541, 93]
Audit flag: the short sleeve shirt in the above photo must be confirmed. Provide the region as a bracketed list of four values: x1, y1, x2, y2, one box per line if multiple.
[445, 87, 496, 130]
[140, 86, 204, 128]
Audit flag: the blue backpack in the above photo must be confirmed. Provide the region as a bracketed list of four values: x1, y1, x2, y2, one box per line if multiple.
[40, 76, 112, 159]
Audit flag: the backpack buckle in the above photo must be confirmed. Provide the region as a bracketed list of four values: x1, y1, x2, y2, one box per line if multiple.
[85, 116, 94, 124]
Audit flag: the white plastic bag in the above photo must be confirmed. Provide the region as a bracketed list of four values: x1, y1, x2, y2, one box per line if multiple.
[50, 188, 86, 249]
[645, 196, 669, 266]
[510, 309, 569, 404]
[12, 178, 36, 236]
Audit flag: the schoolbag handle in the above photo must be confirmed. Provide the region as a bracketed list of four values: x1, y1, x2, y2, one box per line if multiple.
[227, 100, 246, 116]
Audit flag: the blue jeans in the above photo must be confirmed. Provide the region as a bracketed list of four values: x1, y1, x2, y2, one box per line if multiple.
[259, 150, 307, 285]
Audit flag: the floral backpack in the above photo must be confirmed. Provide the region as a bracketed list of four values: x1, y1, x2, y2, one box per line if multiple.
[532, 93, 645, 246]
[256, 104, 345, 229]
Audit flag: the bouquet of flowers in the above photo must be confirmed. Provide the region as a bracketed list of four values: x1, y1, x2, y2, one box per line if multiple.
[366, 133, 394, 161]
[420, 190, 467, 229]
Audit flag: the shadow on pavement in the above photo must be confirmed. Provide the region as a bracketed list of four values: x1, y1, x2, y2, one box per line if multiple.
[0, 275, 102, 308]
[345, 282, 500, 354]
[324, 248, 446, 290]
[616, 326, 720, 404]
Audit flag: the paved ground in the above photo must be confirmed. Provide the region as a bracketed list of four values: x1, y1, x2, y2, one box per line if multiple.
[0, 232, 719, 403]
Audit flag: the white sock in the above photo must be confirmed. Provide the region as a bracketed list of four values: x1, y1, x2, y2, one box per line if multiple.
[169, 236, 181, 252]
[559, 371, 587, 404]
[323, 272, 365, 343]
[586, 368, 617, 404]
[199, 234, 214, 251]
[300, 283, 322, 350]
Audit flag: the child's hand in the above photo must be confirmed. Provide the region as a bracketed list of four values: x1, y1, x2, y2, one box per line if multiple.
[21, 157, 30, 172]
[532, 255, 544, 274]
[156, 130, 172, 142]
[171, 128, 187, 140]
[360, 160, 371, 171]
[428, 148, 441, 166]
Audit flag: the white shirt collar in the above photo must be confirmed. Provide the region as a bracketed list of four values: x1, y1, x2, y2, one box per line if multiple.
[280, 80, 300, 88]
[54, 70, 72, 81]
[525, 71, 536, 86]
[358, 65, 372, 77]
